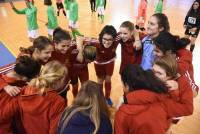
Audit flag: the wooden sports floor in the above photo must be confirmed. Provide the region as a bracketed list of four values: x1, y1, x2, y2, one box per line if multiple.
[0, 0, 200, 133]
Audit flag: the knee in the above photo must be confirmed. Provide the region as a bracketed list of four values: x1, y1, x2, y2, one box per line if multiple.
[105, 76, 111, 82]
[97, 77, 105, 84]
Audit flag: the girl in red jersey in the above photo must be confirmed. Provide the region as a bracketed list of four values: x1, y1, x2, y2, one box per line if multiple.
[118, 21, 143, 74]
[153, 32, 198, 97]
[51, 28, 96, 98]
[0, 61, 67, 134]
[51, 27, 74, 99]
[175, 38, 199, 97]
[84, 25, 118, 106]
[152, 54, 194, 134]
[69, 37, 96, 97]
[19, 36, 54, 65]
[114, 64, 193, 134]
[0, 56, 41, 134]
[0, 36, 53, 81]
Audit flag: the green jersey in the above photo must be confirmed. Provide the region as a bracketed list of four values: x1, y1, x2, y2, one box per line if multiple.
[47, 6, 58, 29]
[12, 3, 38, 31]
[96, 0, 105, 7]
[155, 0, 163, 13]
[64, 0, 70, 10]
[69, 1, 78, 22]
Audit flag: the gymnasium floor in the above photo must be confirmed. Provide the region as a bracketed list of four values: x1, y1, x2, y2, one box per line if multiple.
[0, 0, 199, 133]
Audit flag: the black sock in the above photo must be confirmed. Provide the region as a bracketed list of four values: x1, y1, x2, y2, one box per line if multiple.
[190, 44, 195, 52]
[63, 10, 66, 16]
[57, 11, 59, 16]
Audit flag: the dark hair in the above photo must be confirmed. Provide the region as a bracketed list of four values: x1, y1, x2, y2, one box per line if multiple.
[14, 56, 41, 79]
[83, 45, 97, 61]
[53, 27, 71, 44]
[23, 36, 52, 54]
[99, 25, 117, 45]
[175, 38, 190, 50]
[121, 64, 168, 93]
[153, 32, 176, 54]
[120, 21, 135, 31]
[152, 13, 170, 32]
[187, 1, 200, 17]
[44, 0, 52, 5]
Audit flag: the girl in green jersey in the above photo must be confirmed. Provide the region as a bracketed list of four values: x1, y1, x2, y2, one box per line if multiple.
[9, 0, 39, 42]
[44, 0, 59, 39]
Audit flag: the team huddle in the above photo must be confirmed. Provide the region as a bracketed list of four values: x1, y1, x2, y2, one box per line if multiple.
[0, 0, 200, 134]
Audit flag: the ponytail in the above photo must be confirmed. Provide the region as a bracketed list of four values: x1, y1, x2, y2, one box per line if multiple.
[29, 61, 68, 94]
[175, 37, 190, 50]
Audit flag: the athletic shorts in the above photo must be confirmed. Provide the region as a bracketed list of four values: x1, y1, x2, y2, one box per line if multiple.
[185, 28, 199, 38]
[70, 66, 89, 85]
[94, 61, 115, 78]
[56, 3, 64, 9]
[97, 6, 105, 15]
[47, 28, 54, 36]
[69, 20, 78, 29]
[28, 29, 39, 39]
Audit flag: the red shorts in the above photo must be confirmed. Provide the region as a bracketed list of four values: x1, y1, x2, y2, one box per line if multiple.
[70, 66, 89, 85]
[94, 61, 115, 78]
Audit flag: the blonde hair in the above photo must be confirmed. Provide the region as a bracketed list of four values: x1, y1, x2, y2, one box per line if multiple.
[59, 81, 109, 134]
[154, 53, 178, 79]
[83, 45, 97, 61]
[120, 21, 135, 31]
[29, 60, 67, 94]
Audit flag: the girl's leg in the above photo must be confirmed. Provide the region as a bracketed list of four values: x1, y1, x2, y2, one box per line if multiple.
[57, 9, 60, 16]
[190, 36, 197, 52]
[47, 29, 53, 40]
[89, 0, 93, 12]
[72, 83, 79, 97]
[104, 0, 106, 9]
[105, 75, 113, 106]
[97, 76, 105, 95]
[93, 0, 96, 11]
[105, 75, 111, 99]
[100, 15, 104, 23]
[61, 8, 66, 16]
[99, 7, 104, 23]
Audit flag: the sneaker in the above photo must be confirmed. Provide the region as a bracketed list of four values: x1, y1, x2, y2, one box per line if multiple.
[106, 98, 113, 106]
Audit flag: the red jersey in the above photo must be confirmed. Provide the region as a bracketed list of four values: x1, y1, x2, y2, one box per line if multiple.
[119, 38, 142, 74]
[86, 38, 118, 64]
[114, 88, 193, 134]
[95, 42, 118, 64]
[51, 45, 77, 68]
[167, 75, 194, 124]
[50, 45, 77, 94]
[0, 75, 26, 134]
[0, 86, 66, 134]
[84, 38, 119, 64]
[176, 49, 199, 93]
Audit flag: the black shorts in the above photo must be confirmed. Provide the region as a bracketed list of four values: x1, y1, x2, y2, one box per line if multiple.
[56, 3, 64, 9]
[185, 28, 200, 38]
